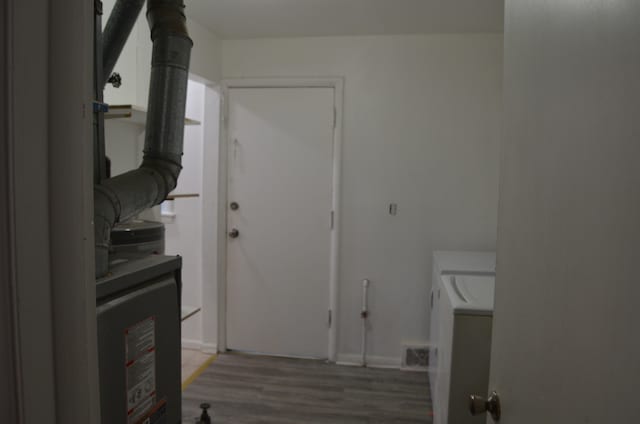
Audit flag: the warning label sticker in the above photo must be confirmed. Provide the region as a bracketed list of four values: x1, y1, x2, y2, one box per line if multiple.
[126, 317, 156, 364]
[132, 399, 167, 424]
[125, 317, 156, 424]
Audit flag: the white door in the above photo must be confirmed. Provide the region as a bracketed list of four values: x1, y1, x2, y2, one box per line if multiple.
[225, 87, 334, 359]
[476, 1, 640, 423]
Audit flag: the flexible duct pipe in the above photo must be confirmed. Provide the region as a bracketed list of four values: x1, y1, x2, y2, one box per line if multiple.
[102, 0, 146, 88]
[94, 0, 192, 277]
[361, 279, 370, 367]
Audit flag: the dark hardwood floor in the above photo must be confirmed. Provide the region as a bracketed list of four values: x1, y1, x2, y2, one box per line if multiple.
[182, 352, 432, 423]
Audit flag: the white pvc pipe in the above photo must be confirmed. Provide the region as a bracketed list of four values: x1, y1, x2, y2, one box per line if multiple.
[361, 279, 370, 367]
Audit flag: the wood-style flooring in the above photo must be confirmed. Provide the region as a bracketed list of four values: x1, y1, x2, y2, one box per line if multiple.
[182, 353, 432, 423]
[182, 349, 215, 384]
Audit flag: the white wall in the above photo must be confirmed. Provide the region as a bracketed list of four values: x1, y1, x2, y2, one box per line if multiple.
[182, 19, 223, 86]
[104, 121, 143, 176]
[163, 81, 205, 345]
[162, 82, 220, 351]
[221, 34, 503, 364]
[201, 86, 221, 353]
[135, 18, 222, 107]
[101, 0, 140, 105]
[161, 82, 220, 351]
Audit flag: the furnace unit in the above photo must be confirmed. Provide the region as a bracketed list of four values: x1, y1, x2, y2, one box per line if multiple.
[97, 256, 182, 424]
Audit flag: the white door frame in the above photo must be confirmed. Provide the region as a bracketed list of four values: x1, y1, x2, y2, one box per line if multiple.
[217, 78, 344, 361]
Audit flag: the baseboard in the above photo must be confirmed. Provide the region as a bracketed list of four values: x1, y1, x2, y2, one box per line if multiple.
[201, 342, 218, 354]
[181, 339, 203, 350]
[336, 354, 402, 369]
[182, 347, 397, 367]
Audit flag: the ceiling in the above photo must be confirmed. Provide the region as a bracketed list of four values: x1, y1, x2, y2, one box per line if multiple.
[184, 0, 504, 39]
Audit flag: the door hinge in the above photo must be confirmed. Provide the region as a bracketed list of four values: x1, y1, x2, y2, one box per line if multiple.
[328, 310, 332, 328]
[333, 106, 337, 129]
[221, 94, 228, 128]
[330, 210, 334, 230]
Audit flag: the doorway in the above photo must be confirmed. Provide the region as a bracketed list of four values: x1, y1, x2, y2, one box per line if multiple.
[221, 80, 343, 359]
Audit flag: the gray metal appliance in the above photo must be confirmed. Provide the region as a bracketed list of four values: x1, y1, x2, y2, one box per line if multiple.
[110, 219, 166, 261]
[97, 255, 182, 424]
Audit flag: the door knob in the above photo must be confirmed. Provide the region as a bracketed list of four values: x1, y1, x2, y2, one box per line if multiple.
[469, 391, 501, 421]
[228, 228, 240, 238]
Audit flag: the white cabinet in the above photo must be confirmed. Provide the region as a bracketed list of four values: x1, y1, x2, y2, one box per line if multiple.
[102, 0, 143, 106]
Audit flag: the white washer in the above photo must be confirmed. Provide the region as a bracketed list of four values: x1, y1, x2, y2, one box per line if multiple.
[435, 274, 494, 424]
[429, 252, 495, 416]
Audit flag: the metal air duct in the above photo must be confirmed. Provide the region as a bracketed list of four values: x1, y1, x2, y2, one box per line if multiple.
[94, 0, 192, 277]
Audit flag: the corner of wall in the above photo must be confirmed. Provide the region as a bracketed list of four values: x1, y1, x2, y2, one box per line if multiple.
[187, 18, 223, 84]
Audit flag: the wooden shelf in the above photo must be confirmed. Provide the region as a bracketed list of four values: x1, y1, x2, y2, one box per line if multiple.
[105, 104, 201, 126]
[165, 193, 200, 200]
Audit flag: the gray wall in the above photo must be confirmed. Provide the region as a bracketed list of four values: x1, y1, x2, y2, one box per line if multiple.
[0, 0, 19, 421]
[11, 0, 58, 421]
[49, 0, 101, 422]
[5, 0, 100, 422]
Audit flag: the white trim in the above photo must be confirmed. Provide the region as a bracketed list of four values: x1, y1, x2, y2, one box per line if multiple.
[227, 350, 325, 361]
[217, 77, 344, 361]
[200, 83, 222, 355]
[201, 342, 219, 355]
[181, 339, 218, 355]
[181, 339, 204, 351]
[336, 354, 403, 369]
[221, 77, 344, 90]
[329, 79, 344, 362]
[215, 86, 229, 354]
